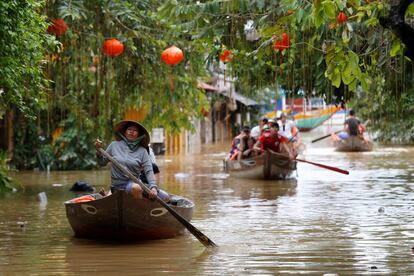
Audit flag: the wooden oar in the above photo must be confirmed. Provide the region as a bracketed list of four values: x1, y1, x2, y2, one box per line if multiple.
[311, 130, 342, 143]
[98, 148, 217, 248]
[270, 150, 349, 175]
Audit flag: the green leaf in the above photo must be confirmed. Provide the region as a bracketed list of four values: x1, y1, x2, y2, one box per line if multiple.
[322, 1, 337, 20]
[390, 40, 401, 57]
[342, 61, 353, 85]
[332, 67, 341, 88]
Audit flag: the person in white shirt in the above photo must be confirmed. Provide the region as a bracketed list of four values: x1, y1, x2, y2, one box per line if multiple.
[277, 113, 298, 141]
[250, 117, 268, 140]
[277, 113, 301, 156]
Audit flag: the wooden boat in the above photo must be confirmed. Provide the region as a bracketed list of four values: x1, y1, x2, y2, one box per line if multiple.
[224, 150, 297, 180]
[333, 135, 373, 152]
[265, 105, 339, 132]
[293, 106, 339, 131]
[65, 190, 194, 240]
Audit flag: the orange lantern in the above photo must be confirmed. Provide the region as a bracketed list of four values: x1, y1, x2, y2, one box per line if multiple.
[161, 45, 184, 92]
[161, 45, 184, 66]
[47, 19, 68, 36]
[337, 12, 348, 24]
[103, 39, 124, 57]
[219, 49, 234, 86]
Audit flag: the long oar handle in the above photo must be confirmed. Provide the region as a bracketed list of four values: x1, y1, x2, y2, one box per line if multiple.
[311, 130, 343, 143]
[295, 158, 349, 175]
[269, 150, 349, 175]
[97, 148, 217, 248]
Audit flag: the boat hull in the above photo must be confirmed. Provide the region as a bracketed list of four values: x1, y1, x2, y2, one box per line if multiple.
[65, 191, 194, 240]
[224, 151, 297, 180]
[334, 136, 373, 152]
[294, 106, 339, 131]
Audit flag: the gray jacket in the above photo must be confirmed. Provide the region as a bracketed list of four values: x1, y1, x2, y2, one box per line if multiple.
[97, 140, 156, 190]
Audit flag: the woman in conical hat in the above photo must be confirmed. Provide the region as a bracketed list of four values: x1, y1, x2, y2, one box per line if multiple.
[95, 120, 168, 201]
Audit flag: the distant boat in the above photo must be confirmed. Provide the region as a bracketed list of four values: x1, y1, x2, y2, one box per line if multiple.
[265, 97, 339, 132]
[332, 134, 373, 152]
[224, 150, 297, 180]
[323, 109, 347, 126]
[65, 190, 194, 240]
[293, 106, 339, 131]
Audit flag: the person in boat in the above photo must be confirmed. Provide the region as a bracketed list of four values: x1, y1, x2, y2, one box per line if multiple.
[338, 109, 366, 140]
[250, 116, 269, 141]
[253, 123, 294, 160]
[141, 143, 160, 184]
[277, 113, 301, 155]
[95, 120, 169, 201]
[228, 126, 256, 161]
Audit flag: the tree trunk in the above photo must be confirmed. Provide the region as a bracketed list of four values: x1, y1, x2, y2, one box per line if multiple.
[5, 110, 14, 158]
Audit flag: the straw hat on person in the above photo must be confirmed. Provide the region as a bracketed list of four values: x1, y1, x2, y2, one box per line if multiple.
[113, 120, 150, 147]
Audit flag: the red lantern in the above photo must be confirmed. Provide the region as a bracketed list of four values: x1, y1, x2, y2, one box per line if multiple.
[201, 108, 209, 117]
[103, 39, 124, 57]
[47, 19, 68, 36]
[337, 12, 348, 24]
[161, 45, 184, 66]
[219, 49, 233, 63]
[273, 33, 290, 52]
[273, 33, 290, 77]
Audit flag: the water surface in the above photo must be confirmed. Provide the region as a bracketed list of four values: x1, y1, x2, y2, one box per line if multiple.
[1, 129, 414, 275]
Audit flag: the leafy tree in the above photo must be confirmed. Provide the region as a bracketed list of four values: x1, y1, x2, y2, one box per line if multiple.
[11, 0, 211, 169]
[0, 0, 55, 118]
[159, 0, 414, 142]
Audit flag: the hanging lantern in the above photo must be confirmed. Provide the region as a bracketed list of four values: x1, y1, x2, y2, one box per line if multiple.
[273, 33, 290, 52]
[47, 19, 68, 36]
[103, 39, 124, 57]
[161, 45, 184, 66]
[219, 49, 233, 63]
[273, 33, 290, 77]
[220, 49, 233, 87]
[201, 108, 209, 117]
[337, 12, 348, 25]
[161, 45, 184, 92]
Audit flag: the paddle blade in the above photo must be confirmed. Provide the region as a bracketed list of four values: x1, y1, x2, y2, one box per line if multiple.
[156, 198, 217, 247]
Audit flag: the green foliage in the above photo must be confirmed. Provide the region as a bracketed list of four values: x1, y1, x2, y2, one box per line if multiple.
[158, 0, 414, 143]
[12, 115, 45, 169]
[158, 0, 410, 100]
[0, 151, 16, 192]
[12, 111, 98, 170]
[53, 113, 97, 170]
[43, 0, 210, 138]
[0, 0, 56, 118]
[350, 64, 414, 144]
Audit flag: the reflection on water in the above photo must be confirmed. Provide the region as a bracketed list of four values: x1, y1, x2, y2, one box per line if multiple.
[1, 128, 414, 275]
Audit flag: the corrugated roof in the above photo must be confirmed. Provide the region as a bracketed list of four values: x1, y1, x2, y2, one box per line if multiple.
[218, 91, 259, 106]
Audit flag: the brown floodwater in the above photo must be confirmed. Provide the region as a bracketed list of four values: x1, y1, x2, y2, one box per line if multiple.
[1, 127, 414, 275]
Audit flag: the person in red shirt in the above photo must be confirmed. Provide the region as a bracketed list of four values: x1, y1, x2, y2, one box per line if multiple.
[254, 122, 294, 160]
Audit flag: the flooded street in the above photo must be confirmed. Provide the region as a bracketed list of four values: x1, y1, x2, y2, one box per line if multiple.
[1, 128, 414, 275]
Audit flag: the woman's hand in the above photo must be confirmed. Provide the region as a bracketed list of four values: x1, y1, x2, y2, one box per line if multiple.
[149, 187, 158, 199]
